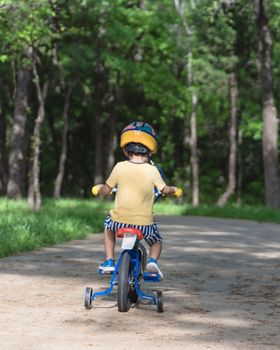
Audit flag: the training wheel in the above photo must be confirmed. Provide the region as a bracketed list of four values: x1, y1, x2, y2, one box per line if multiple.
[156, 290, 164, 313]
[84, 287, 93, 309]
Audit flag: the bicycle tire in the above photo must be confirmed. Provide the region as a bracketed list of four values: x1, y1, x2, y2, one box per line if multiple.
[129, 250, 141, 304]
[138, 242, 147, 273]
[156, 290, 164, 313]
[118, 251, 132, 312]
[130, 243, 147, 304]
[84, 287, 93, 309]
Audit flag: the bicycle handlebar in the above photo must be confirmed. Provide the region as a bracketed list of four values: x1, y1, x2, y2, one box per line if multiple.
[174, 188, 183, 198]
[92, 185, 183, 198]
[91, 185, 102, 196]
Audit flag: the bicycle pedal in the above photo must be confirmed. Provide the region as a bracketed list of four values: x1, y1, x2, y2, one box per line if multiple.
[143, 272, 161, 282]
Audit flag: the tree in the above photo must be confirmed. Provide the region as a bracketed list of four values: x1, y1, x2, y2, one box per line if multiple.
[1, 2, 34, 199]
[217, 72, 238, 206]
[256, 0, 280, 208]
[1, 1, 56, 205]
[174, 0, 199, 206]
[28, 56, 50, 210]
[1, 0, 278, 207]
[7, 57, 32, 199]
[0, 94, 8, 195]
[54, 84, 73, 198]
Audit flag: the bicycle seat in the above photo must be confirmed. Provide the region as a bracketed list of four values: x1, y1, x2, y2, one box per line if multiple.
[116, 228, 144, 240]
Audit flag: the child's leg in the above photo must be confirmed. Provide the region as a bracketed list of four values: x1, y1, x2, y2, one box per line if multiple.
[149, 241, 162, 260]
[147, 241, 164, 280]
[104, 228, 115, 260]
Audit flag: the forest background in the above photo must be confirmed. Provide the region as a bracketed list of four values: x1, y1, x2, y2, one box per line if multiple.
[1, 0, 280, 212]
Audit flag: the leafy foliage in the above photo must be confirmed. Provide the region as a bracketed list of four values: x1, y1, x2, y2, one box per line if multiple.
[0, 0, 279, 206]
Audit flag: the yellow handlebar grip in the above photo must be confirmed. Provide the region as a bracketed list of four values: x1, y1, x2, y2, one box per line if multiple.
[175, 188, 183, 197]
[92, 185, 101, 196]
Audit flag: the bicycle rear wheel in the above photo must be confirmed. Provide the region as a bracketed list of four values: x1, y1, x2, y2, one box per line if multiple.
[138, 242, 147, 273]
[118, 251, 132, 312]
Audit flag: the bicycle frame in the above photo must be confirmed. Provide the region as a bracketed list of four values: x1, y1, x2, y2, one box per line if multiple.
[90, 240, 158, 305]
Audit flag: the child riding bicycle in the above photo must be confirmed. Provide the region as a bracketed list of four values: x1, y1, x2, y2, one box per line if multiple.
[92, 121, 182, 280]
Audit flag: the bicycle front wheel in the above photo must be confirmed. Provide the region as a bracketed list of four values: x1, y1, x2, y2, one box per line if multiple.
[118, 251, 132, 312]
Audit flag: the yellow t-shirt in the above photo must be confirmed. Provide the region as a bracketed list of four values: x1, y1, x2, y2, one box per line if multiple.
[106, 160, 166, 225]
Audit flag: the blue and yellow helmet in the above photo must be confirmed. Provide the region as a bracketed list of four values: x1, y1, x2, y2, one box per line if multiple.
[120, 122, 158, 154]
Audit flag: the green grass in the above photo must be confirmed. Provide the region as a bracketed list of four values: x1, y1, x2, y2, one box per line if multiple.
[0, 198, 111, 258]
[0, 198, 279, 258]
[184, 204, 280, 223]
[154, 200, 280, 224]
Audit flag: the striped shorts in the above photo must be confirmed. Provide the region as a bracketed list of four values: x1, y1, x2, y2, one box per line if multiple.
[104, 215, 162, 246]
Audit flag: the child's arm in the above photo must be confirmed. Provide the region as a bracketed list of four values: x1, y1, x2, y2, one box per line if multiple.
[161, 185, 178, 196]
[161, 186, 183, 197]
[92, 184, 112, 196]
[152, 165, 183, 197]
[92, 163, 119, 196]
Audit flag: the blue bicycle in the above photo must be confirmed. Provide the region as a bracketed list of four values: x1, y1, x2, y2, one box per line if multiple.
[84, 226, 163, 313]
[84, 184, 182, 313]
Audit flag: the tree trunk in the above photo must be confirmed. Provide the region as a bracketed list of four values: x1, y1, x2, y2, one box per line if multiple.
[106, 116, 117, 177]
[188, 52, 199, 206]
[237, 128, 243, 205]
[47, 112, 59, 166]
[174, 0, 199, 206]
[7, 67, 31, 198]
[94, 113, 104, 184]
[190, 92, 199, 206]
[217, 72, 238, 206]
[93, 56, 104, 184]
[256, 0, 280, 209]
[28, 60, 49, 210]
[0, 96, 8, 194]
[53, 85, 73, 198]
[106, 73, 120, 177]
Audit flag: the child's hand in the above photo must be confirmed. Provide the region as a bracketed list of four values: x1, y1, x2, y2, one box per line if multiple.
[92, 184, 103, 196]
[174, 188, 183, 197]
[162, 186, 183, 197]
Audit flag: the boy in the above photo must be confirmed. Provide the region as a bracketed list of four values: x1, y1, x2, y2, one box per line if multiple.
[93, 121, 182, 280]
